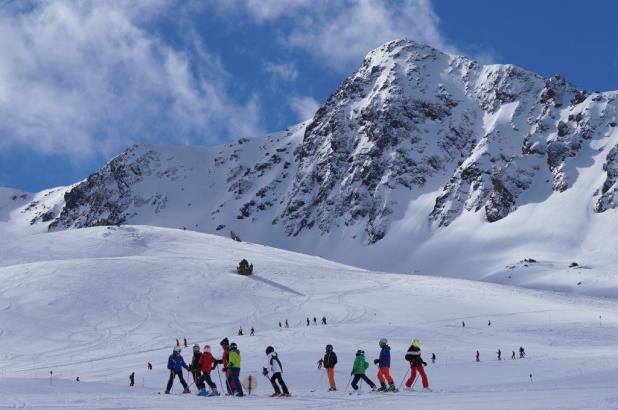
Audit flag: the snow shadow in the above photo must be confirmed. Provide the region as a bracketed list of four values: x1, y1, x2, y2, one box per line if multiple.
[249, 274, 305, 296]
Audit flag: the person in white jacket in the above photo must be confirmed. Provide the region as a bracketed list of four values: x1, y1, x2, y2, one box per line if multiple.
[262, 346, 290, 397]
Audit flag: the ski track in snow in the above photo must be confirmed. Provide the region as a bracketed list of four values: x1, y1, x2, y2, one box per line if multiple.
[2, 226, 618, 409]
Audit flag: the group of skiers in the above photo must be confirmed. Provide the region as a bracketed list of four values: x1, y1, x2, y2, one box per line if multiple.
[476, 346, 526, 362]
[164, 336, 432, 397]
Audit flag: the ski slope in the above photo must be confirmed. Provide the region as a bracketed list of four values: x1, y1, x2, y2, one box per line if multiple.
[1, 225, 618, 409]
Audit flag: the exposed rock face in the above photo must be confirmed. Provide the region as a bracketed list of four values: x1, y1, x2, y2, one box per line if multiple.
[18, 39, 617, 246]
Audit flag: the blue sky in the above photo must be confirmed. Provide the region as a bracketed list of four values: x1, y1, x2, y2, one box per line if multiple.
[1, 0, 617, 192]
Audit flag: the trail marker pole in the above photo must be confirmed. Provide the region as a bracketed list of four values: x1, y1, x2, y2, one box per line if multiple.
[49, 370, 53, 385]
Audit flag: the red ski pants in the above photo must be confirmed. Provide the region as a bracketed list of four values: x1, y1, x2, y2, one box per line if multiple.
[377, 367, 394, 384]
[326, 367, 336, 389]
[406, 366, 429, 388]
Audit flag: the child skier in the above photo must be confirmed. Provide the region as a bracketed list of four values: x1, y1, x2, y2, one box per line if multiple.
[263, 346, 290, 397]
[350, 350, 376, 393]
[165, 346, 190, 394]
[188, 345, 202, 392]
[404, 339, 430, 391]
[323, 344, 338, 391]
[228, 342, 244, 396]
[197, 345, 220, 396]
[219, 338, 235, 395]
[374, 338, 397, 392]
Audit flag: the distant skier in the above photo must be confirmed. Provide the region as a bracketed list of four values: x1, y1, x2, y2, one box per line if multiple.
[404, 339, 430, 391]
[323, 344, 338, 391]
[228, 342, 243, 396]
[431, 353, 436, 364]
[189, 345, 202, 390]
[183, 338, 187, 348]
[129, 372, 134, 387]
[238, 326, 243, 336]
[220, 338, 235, 395]
[350, 350, 376, 393]
[279, 321, 282, 328]
[322, 316, 327, 325]
[519, 346, 526, 358]
[476, 351, 480, 362]
[462, 321, 465, 327]
[313, 317, 317, 325]
[488, 320, 491, 326]
[165, 346, 190, 394]
[511, 350, 516, 360]
[285, 320, 289, 328]
[198, 345, 220, 396]
[263, 346, 290, 397]
[147, 362, 153, 370]
[374, 338, 397, 392]
[176, 338, 180, 347]
[307, 318, 310, 326]
[250, 327, 255, 336]
[497, 349, 501, 360]
[76, 377, 80, 382]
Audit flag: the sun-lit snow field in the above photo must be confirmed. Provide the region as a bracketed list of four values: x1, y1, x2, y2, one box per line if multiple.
[1, 225, 618, 409]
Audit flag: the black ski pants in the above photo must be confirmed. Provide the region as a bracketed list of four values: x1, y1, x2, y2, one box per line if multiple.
[270, 372, 289, 394]
[166, 369, 188, 392]
[199, 372, 217, 390]
[351, 374, 375, 390]
[192, 369, 202, 388]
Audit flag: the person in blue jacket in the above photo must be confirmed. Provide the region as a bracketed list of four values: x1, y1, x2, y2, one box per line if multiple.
[373, 338, 397, 392]
[165, 346, 190, 394]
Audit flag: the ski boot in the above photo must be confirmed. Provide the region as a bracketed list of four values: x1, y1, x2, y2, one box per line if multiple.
[422, 387, 433, 392]
[197, 387, 207, 396]
[371, 386, 377, 392]
[207, 388, 220, 397]
[270, 393, 281, 397]
[377, 383, 387, 392]
[164, 390, 171, 394]
[388, 383, 398, 392]
[280, 393, 290, 397]
[328, 387, 337, 391]
[182, 387, 191, 394]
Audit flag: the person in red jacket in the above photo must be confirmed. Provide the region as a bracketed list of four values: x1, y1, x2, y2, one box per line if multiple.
[220, 338, 235, 395]
[197, 345, 220, 396]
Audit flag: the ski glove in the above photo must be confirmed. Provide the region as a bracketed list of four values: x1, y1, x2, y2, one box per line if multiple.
[422, 361, 427, 366]
[373, 359, 379, 365]
[262, 367, 269, 376]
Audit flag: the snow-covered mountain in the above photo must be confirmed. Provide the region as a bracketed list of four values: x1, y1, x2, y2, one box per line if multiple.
[4, 39, 618, 291]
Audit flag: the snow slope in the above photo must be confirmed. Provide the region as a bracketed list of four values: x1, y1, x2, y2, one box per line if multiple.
[3, 39, 618, 298]
[1, 225, 618, 409]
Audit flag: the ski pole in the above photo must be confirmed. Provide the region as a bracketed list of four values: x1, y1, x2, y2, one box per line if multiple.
[344, 375, 352, 393]
[398, 367, 410, 390]
[215, 365, 224, 391]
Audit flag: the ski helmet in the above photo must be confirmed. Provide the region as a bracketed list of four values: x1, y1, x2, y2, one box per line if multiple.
[412, 339, 421, 348]
[265, 346, 275, 355]
[220, 337, 229, 347]
[193, 344, 200, 352]
[379, 338, 388, 347]
[356, 349, 365, 356]
[230, 342, 238, 350]
[203, 345, 211, 353]
[325, 344, 333, 352]
[173, 346, 181, 353]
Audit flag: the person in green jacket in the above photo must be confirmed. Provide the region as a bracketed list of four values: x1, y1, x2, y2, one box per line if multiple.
[350, 350, 376, 393]
[228, 342, 244, 396]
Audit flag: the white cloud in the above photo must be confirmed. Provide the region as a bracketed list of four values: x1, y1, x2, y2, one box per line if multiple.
[263, 61, 299, 81]
[290, 96, 319, 121]
[221, 0, 454, 70]
[0, 1, 262, 159]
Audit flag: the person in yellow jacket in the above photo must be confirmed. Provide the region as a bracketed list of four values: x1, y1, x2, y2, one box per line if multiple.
[228, 342, 244, 396]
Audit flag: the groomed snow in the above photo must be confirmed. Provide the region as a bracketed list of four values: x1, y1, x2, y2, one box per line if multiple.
[1, 225, 618, 409]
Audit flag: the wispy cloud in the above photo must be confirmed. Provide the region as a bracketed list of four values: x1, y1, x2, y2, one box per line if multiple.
[289, 96, 319, 121]
[0, 1, 262, 160]
[264, 61, 299, 81]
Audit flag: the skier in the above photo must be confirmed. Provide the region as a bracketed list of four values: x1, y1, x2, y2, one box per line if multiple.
[76, 377, 80, 382]
[263, 346, 290, 397]
[129, 372, 134, 387]
[431, 353, 436, 364]
[511, 350, 516, 360]
[497, 349, 501, 360]
[404, 339, 430, 391]
[188, 345, 203, 391]
[307, 318, 310, 326]
[198, 345, 220, 396]
[279, 322, 282, 328]
[350, 350, 376, 393]
[323, 344, 338, 391]
[165, 346, 190, 394]
[374, 338, 397, 392]
[488, 320, 491, 326]
[313, 317, 317, 325]
[176, 338, 180, 347]
[462, 321, 465, 327]
[147, 362, 153, 370]
[519, 346, 526, 358]
[219, 338, 235, 395]
[475, 351, 480, 362]
[322, 316, 327, 325]
[183, 338, 187, 348]
[250, 327, 255, 336]
[285, 320, 289, 328]
[238, 326, 243, 336]
[228, 342, 244, 396]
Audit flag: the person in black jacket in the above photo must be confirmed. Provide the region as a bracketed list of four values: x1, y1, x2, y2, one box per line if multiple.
[323, 344, 338, 391]
[188, 345, 203, 390]
[404, 339, 430, 391]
